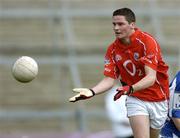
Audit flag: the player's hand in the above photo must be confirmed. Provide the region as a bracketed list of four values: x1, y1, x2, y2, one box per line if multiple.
[69, 88, 95, 102]
[114, 86, 134, 101]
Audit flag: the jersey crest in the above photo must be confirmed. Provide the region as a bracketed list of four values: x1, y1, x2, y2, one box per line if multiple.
[134, 52, 139, 61]
[115, 54, 122, 62]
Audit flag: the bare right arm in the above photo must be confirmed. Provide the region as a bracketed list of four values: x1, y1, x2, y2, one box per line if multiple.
[69, 76, 115, 102]
[91, 77, 115, 95]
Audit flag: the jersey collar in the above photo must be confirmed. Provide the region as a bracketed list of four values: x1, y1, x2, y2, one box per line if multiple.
[129, 28, 141, 42]
[115, 28, 141, 47]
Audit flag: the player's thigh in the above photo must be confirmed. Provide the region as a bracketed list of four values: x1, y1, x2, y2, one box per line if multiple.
[150, 127, 160, 138]
[126, 96, 150, 138]
[129, 115, 150, 138]
[149, 100, 168, 129]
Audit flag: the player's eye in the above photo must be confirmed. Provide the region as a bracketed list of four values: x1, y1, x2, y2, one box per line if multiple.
[117, 23, 124, 26]
[112, 22, 124, 27]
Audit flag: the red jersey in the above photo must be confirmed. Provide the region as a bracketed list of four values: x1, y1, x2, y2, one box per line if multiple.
[104, 28, 169, 102]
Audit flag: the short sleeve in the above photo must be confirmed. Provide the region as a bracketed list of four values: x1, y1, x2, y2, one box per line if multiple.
[104, 45, 119, 79]
[139, 34, 160, 70]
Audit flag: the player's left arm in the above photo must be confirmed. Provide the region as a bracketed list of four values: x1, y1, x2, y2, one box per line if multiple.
[132, 34, 158, 92]
[114, 65, 156, 100]
[132, 65, 156, 92]
[114, 36, 160, 100]
[172, 118, 180, 131]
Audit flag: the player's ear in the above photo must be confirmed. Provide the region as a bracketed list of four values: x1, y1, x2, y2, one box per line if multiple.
[130, 22, 135, 29]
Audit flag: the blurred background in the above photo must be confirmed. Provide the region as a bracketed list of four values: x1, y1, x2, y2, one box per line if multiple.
[0, 0, 180, 137]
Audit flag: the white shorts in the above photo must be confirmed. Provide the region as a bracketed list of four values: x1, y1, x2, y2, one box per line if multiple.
[126, 96, 168, 129]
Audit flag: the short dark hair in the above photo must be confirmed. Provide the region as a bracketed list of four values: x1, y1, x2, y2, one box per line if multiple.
[113, 8, 136, 23]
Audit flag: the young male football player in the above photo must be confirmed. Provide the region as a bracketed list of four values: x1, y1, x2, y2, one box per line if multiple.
[69, 8, 169, 138]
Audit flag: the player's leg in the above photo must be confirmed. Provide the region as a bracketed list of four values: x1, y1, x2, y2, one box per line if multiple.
[129, 115, 150, 138]
[126, 96, 150, 138]
[149, 100, 168, 138]
[150, 127, 160, 138]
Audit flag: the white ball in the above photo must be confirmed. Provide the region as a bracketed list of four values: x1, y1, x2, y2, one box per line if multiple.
[12, 56, 38, 83]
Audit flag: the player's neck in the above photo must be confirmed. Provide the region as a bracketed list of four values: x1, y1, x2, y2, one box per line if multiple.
[120, 38, 131, 45]
[120, 29, 135, 45]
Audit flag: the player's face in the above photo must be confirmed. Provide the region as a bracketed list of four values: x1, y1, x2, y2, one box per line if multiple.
[112, 15, 135, 40]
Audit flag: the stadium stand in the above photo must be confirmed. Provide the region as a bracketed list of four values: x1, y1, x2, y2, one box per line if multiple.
[0, 0, 180, 137]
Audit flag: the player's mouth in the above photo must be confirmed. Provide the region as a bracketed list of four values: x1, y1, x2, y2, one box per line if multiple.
[115, 32, 122, 36]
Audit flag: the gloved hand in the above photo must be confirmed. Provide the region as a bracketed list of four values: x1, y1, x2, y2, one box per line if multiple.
[114, 85, 134, 101]
[69, 88, 95, 102]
